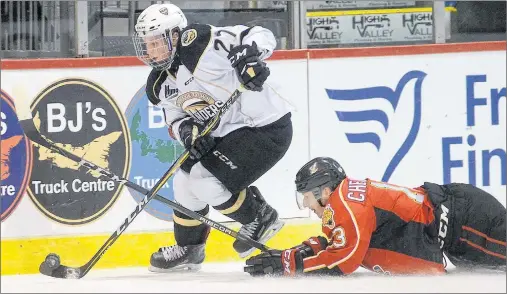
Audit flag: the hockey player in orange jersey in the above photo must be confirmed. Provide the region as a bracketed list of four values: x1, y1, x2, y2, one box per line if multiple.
[244, 157, 506, 276]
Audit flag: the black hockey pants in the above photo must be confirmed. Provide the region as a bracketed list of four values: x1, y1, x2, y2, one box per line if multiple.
[424, 182, 506, 271]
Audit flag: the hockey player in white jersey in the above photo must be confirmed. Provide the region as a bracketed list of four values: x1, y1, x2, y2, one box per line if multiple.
[133, 3, 293, 272]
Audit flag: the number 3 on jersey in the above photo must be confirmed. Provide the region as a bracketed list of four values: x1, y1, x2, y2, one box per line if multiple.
[330, 226, 346, 249]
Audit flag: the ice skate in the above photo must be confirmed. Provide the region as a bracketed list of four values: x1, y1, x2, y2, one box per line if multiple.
[233, 187, 284, 258]
[148, 244, 205, 273]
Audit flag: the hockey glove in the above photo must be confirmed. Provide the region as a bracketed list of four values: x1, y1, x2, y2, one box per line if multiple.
[228, 41, 270, 92]
[178, 118, 216, 160]
[243, 236, 328, 277]
[244, 249, 303, 277]
[298, 236, 329, 256]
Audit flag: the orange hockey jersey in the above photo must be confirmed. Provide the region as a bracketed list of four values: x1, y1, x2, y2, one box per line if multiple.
[303, 177, 445, 275]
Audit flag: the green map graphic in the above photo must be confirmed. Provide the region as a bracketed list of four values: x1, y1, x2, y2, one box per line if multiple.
[130, 110, 184, 162]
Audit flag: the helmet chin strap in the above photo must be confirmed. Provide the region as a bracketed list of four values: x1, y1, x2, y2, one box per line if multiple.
[317, 199, 325, 207]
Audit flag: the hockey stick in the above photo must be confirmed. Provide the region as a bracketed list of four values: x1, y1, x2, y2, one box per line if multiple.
[15, 86, 270, 279]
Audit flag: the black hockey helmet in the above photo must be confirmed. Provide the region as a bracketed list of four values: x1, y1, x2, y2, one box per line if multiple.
[295, 157, 346, 209]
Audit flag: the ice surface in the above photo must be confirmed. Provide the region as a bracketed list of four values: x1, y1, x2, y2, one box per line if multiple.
[2, 262, 505, 293]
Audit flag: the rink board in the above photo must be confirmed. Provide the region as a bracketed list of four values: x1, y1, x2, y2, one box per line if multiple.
[1, 41, 505, 275]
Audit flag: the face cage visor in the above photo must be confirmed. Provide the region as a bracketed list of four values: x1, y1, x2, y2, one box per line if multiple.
[133, 29, 177, 70]
[295, 187, 325, 210]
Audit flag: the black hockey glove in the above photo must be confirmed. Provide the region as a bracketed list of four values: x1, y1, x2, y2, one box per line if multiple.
[178, 118, 216, 160]
[243, 236, 327, 277]
[244, 249, 304, 277]
[228, 41, 270, 92]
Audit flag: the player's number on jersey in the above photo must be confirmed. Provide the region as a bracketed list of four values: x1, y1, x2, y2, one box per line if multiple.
[213, 30, 236, 53]
[370, 181, 424, 204]
[331, 226, 346, 248]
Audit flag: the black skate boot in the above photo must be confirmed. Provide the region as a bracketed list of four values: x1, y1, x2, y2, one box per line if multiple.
[148, 243, 205, 273]
[233, 187, 284, 258]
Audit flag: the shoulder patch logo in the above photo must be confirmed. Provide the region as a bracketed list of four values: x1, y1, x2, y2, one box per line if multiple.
[181, 29, 197, 47]
[322, 206, 336, 229]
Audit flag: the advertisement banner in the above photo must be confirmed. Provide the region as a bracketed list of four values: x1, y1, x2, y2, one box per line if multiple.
[307, 10, 442, 46]
[306, 1, 416, 10]
[26, 78, 131, 225]
[125, 85, 185, 222]
[1, 90, 32, 222]
[308, 51, 506, 205]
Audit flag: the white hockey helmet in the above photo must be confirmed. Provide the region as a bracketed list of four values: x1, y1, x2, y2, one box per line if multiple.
[133, 3, 188, 70]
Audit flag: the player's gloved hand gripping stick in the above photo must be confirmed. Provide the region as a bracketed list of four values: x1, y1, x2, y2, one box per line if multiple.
[14, 85, 272, 279]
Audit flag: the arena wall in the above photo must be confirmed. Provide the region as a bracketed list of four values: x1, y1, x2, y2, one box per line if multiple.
[1, 41, 504, 275]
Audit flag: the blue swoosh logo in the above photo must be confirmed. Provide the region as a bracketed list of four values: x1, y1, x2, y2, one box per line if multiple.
[326, 70, 427, 181]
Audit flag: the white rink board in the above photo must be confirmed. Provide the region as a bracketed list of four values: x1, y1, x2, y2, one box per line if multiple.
[0, 59, 310, 239]
[1, 48, 505, 241]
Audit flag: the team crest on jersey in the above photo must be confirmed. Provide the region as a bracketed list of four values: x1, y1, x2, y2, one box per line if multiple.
[176, 91, 224, 123]
[181, 29, 197, 47]
[322, 206, 335, 229]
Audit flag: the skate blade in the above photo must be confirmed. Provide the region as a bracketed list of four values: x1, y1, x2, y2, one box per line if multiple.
[238, 220, 285, 259]
[148, 263, 202, 273]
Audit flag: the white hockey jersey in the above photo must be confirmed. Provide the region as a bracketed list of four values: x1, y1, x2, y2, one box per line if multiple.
[145, 23, 292, 143]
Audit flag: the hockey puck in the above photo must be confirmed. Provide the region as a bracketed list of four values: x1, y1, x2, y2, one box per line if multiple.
[44, 253, 61, 270]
